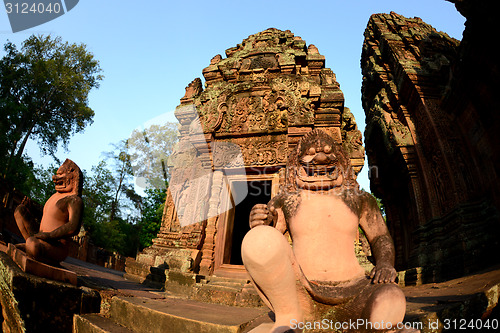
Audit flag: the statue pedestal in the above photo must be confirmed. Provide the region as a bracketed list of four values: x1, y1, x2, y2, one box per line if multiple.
[6, 243, 77, 285]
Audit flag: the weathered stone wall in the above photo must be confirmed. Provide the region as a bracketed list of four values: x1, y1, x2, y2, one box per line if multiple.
[443, 0, 500, 206]
[361, 5, 500, 282]
[0, 252, 100, 332]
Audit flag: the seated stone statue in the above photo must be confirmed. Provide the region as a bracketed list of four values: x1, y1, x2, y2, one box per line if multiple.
[14, 159, 83, 266]
[242, 130, 410, 333]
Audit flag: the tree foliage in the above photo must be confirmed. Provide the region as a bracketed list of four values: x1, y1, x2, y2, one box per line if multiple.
[128, 123, 178, 189]
[82, 161, 114, 228]
[102, 140, 137, 222]
[0, 35, 102, 180]
[21, 140, 170, 257]
[81, 143, 141, 257]
[138, 188, 166, 249]
[0, 35, 178, 258]
[24, 163, 58, 205]
[21, 143, 140, 256]
[83, 139, 171, 254]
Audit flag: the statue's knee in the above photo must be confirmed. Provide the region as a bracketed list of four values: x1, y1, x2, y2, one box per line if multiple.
[25, 237, 42, 259]
[241, 226, 286, 267]
[378, 284, 405, 301]
[368, 284, 406, 323]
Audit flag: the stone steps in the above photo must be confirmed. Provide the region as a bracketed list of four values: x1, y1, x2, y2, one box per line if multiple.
[74, 314, 134, 333]
[162, 270, 263, 307]
[124, 257, 166, 289]
[196, 277, 249, 292]
[73, 295, 267, 333]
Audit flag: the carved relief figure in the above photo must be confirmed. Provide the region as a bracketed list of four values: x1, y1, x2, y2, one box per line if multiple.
[241, 130, 409, 332]
[182, 77, 203, 101]
[14, 159, 84, 266]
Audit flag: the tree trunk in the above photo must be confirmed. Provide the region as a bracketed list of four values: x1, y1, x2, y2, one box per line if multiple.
[15, 125, 33, 160]
[109, 173, 124, 222]
[4, 122, 34, 175]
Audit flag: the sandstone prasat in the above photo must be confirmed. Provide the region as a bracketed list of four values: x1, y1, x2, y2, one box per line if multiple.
[125, 28, 365, 284]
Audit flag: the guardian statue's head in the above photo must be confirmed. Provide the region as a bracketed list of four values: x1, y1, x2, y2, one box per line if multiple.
[286, 129, 357, 192]
[52, 159, 83, 196]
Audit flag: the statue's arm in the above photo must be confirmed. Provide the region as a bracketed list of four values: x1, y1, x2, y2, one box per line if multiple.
[35, 196, 83, 241]
[14, 196, 41, 237]
[358, 192, 397, 284]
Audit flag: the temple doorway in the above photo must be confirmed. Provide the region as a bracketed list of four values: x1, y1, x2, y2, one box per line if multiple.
[227, 180, 272, 265]
[214, 173, 279, 277]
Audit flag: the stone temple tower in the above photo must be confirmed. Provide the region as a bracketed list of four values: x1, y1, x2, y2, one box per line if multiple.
[125, 28, 364, 285]
[361, 11, 500, 282]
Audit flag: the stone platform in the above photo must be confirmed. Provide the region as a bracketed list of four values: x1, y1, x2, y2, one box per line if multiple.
[63, 257, 269, 332]
[2, 250, 499, 332]
[403, 266, 500, 330]
[0, 251, 100, 333]
[74, 295, 268, 333]
[7, 242, 78, 285]
[71, 257, 500, 333]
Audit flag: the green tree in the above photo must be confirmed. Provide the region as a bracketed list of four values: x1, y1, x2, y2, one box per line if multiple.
[0, 34, 103, 179]
[24, 163, 58, 205]
[103, 140, 137, 222]
[138, 188, 166, 249]
[82, 161, 115, 231]
[127, 124, 178, 249]
[82, 160, 140, 257]
[128, 123, 178, 189]
[81, 143, 143, 257]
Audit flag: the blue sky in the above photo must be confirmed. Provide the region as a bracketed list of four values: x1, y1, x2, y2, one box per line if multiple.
[1, 0, 465, 192]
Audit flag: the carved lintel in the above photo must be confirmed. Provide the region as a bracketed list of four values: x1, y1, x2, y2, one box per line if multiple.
[213, 137, 288, 169]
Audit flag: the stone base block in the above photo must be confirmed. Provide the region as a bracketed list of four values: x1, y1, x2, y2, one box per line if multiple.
[109, 296, 266, 333]
[7, 243, 77, 285]
[164, 270, 263, 308]
[0, 251, 100, 333]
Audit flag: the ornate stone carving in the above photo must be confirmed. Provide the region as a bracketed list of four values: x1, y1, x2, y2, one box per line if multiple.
[131, 28, 367, 282]
[361, 10, 500, 281]
[181, 78, 203, 104]
[213, 136, 288, 168]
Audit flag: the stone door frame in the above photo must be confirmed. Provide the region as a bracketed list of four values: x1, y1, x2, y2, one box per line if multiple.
[213, 172, 280, 278]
